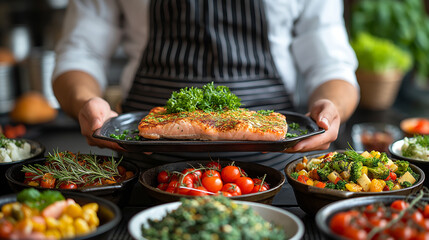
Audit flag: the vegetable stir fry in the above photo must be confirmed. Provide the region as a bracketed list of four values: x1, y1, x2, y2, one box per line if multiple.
[21, 151, 134, 189]
[141, 196, 285, 240]
[291, 150, 420, 192]
[0, 188, 100, 239]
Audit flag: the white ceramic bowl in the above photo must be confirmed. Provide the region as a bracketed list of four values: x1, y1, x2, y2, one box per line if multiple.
[128, 200, 305, 240]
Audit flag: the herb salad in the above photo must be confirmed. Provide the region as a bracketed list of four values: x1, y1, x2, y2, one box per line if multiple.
[141, 196, 286, 240]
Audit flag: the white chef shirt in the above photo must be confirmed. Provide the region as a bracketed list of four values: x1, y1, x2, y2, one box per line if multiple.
[53, 0, 358, 101]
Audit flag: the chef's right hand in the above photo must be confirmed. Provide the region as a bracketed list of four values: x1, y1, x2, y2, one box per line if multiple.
[78, 97, 125, 151]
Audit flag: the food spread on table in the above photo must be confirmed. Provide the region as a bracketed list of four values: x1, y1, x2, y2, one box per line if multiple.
[0, 188, 100, 239]
[290, 150, 420, 192]
[0, 135, 31, 163]
[141, 196, 286, 240]
[155, 161, 270, 196]
[138, 83, 288, 141]
[21, 151, 134, 189]
[329, 189, 429, 240]
[401, 135, 429, 161]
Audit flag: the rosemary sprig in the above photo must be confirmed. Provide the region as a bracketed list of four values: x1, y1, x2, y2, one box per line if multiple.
[21, 150, 121, 187]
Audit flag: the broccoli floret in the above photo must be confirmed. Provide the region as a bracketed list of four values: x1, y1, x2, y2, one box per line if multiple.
[344, 150, 378, 167]
[332, 153, 348, 162]
[400, 181, 412, 188]
[385, 180, 395, 190]
[335, 180, 347, 190]
[317, 163, 332, 181]
[332, 160, 350, 173]
[378, 152, 390, 164]
[367, 163, 390, 180]
[325, 182, 336, 189]
[350, 161, 363, 183]
[395, 160, 410, 176]
[290, 172, 299, 180]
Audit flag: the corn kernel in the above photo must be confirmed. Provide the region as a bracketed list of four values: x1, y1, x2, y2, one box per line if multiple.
[74, 218, 91, 235]
[31, 216, 46, 232]
[45, 217, 60, 229]
[65, 203, 83, 218]
[59, 214, 73, 226]
[82, 203, 99, 213]
[45, 229, 61, 240]
[59, 224, 75, 239]
[83, 209, 99, 227]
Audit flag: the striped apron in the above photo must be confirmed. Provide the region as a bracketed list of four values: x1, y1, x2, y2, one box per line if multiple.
[122, 0, 301, 171]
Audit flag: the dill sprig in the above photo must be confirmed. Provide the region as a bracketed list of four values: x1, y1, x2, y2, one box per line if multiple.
[21, 150, 121, 187]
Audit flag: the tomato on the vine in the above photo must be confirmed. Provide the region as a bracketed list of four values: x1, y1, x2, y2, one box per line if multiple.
[217, 191, 233, 197]
[391, 200, 409, 211]
[206, 161, 221, 171]
[222, 183, 242, 196]
[157, 183, 168, 191]
[202, 169, 221, 179]
[41, 173, 56, 189]
[201, 175, 223, 193]
[189, 186, 209, 196]
[251, 184, 268, 193]
[182, 168, 202, 182]
[157, 170, 170, 183]
[221, 165, 241, 183]
[235, 177, 254, 194]
[330, 212, 353, 235]
[253, 178, 270, 189]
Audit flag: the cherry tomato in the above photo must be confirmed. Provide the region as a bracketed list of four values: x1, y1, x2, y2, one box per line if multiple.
[157, 170, 170, 183]
[202, 169, 221, 179]
[221, 165, 241, 183]
[391, 200, 409, 211]
[59, 181, 78, 189]
[166, 180, 179, 193]
[189, 186, 209, 196]
[0, 219, 13, 239]
[410, 211, 425, 227]
[40, 173, 56, 189]
[206, 161, 222, 171]
[389, 172, 397, 181]
[157, 183, 168, 191]
[390, 224, 417, 240]
[253, 178, 270, 189]
[201, 176, 223, 193]
[217, 191, 233, 197]
[423, 204, 429, 218]
[222, 183, 242, 196]
[251, 184, 268, 193]
[182, 168, 202, 182]
[178, 178, 194, 195]
[413, 232, 429, 240]
[330, 212, 353, 235]
[117, 165, 127, 176]
[342, 226, 367, 240]
[235, 177, 254, 194]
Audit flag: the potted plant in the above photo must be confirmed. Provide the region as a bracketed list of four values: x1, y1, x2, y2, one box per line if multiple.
[350, 32, 412, 110]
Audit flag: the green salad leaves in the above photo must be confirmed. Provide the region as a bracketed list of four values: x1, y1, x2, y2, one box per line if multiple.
[165, 82, 241, 113]
[17, 188, 65, 211]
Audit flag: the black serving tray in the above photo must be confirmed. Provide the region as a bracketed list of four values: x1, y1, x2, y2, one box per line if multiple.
[93, 111, 324, 152]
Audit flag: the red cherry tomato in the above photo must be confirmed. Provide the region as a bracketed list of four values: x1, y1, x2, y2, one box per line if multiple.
[157, 183, 168, 191]
[202, 170, 221, 179]
[221, 165, 241, 183]
[0, 219, 13, 239]
[59, 181, 78, 189]
[253, 178, 270, 189]
[342, 226, 367, 240]
[189, 186, 209, 196]
[423, 204, 429, 218]
[182, 168, 202, 182]
[391, 200, 409, 211]
[251, 184, 268, 193]
[40, 173, 56, 189]
[201, 175, 223, 193]
[390, 224, 418, 240]
[222, 183, 242, 196]
[234, 177, 254, 194]
[330, 212, 353, 235]
[157, 170, 170, 183]
[206, 161, 222, 171]
[217, 191, 233, 197]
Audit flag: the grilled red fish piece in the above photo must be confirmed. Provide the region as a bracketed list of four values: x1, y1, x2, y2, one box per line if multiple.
[138, 107, 288, 141]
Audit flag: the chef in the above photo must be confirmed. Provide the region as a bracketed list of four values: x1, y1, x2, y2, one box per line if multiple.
[52, 0, 359, 171]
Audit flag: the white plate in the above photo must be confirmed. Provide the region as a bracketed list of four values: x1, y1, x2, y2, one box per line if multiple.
[128, 200, 305, 240]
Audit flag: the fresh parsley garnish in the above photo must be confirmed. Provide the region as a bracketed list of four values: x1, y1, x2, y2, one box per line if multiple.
[257, 110, 274, 116]
[165, 82, 241, 113]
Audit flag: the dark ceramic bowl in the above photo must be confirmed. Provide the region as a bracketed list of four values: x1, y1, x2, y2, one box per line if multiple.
[316, 195, 427, 240]
[0, 191, 121, 240]
[139, 160, 285, 204]
[5, 156, 139, 205]
[284, 152, 425, 215]
[0, 139, 45, 195]
[389, 138, 429, 186]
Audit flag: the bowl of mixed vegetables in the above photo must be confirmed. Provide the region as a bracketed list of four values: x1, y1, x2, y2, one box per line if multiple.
[5, 151, 139, 205]
[284, 150, 425, 215]
[128, 196, 304, 240]
[0, 188, 121, 240]
[316, 189, 429, 240]
[0, 135, 45, 195]
[139, 159, 285, 204]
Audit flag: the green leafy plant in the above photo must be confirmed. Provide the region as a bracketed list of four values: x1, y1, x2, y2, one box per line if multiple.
[350, 32, 412, 73]
[350, 0, 429, 80]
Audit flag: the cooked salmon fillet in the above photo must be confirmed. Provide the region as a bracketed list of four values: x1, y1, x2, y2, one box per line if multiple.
[138, 107, 288, 141]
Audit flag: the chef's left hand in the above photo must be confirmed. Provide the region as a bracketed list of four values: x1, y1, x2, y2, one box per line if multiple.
[283, 99, 340, 153]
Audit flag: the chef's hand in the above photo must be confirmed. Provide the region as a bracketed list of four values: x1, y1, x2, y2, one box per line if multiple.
[78, 97, 125, 151]
[284, 99, 340, 153]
